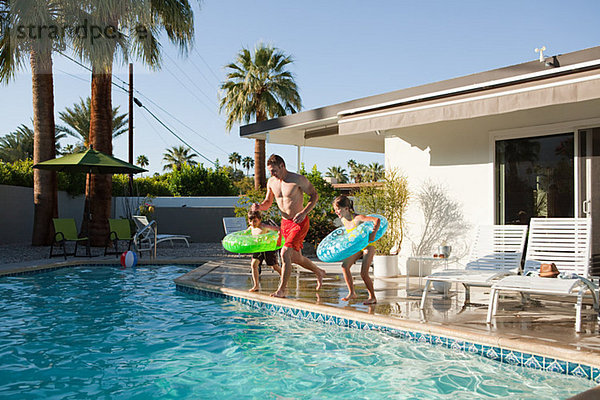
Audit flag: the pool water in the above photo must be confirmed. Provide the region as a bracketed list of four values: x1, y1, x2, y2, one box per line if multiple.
[0, 266, 594, 399]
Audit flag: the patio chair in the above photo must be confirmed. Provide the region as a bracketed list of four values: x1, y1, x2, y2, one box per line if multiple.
[222, 217, 247, 235]
[132, 215, 190, 258]
[50, 218, 91, 260]
[420, 225, 528, 310]
[222, 217, 248, 260]
[104, 218, 133, 257]
[486, 218, 598, 332]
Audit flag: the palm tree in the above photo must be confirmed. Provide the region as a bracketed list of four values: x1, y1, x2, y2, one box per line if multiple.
[57, 97, 128, 148]
[228, 152, 241, 170]
[163, 146, 197, 171]
[0, 0, 64, 245]
[325, 166, 348, 183]
[220, 43, 301, 189]
[0, 125, 34, 161]
[366, 162, 385, 182]
[66, 0, 194, 244]
[0, 124, 65, 161]
[136, 154, 149, 168]
[348, 161, 367, 183]
[242, 156, 254, 176]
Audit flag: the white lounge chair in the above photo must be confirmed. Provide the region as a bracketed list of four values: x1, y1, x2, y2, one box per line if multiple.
[132, 215, 190, 258]
[420, 225, 528, 310]
[486, 218, 598, 333]
[222, 217, 247, 235]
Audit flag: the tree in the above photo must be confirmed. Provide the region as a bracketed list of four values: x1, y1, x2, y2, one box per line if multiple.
[56, 97, 128, 148]
[0, 125, 34, 161]
[0, 124, 65, 161]
[163, 146, 197, 171]
[136, 154, 149, 168]
[242, 156, 254, 176]
[228, 152, 241, 170]
[66, 0, 195, 244]
[325, 166, 348, 183]
[0, 0, 65, 245]
[348, 160, 367, 183]
[366, 162, 384, 182]
[219, 43, 301, 189]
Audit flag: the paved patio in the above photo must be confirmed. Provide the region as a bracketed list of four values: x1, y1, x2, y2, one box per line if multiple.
[2, 242, 600, 373]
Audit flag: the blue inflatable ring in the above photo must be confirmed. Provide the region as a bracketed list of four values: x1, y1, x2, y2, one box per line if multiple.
[317, 214, 388, 263]
[222, 229, 284, 254]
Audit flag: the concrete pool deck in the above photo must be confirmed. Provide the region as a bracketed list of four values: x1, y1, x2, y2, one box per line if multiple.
[3, 245, 600, 378]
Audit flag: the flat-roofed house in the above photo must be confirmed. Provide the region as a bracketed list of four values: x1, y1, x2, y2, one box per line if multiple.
[240, 46, 600, 266]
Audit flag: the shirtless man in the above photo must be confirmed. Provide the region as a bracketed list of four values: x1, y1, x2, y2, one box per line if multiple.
[251, 154, 326, 298]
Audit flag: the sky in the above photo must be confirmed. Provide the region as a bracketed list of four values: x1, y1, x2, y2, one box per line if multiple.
[1, 0, 599, 175]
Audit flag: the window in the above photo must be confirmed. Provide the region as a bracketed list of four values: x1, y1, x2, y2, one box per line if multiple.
[495, 133, 574, 224]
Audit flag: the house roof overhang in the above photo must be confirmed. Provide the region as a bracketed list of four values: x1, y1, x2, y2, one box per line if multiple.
[239, 46, 600, 152]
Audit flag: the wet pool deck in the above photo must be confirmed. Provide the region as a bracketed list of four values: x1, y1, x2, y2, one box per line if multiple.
[174, 257, 600, 370]
[3, 253, 600, 372]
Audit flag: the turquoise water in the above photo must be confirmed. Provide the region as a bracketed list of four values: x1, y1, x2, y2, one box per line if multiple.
[0, 266, 594, 399]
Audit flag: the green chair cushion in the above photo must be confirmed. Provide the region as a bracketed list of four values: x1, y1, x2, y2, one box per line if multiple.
[109, 218, 133, 240]
[53, 218, 87, 241]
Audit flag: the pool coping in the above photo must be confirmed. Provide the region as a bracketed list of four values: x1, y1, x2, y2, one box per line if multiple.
[3, 259, 600, 383]
[174, 276, 600, 383]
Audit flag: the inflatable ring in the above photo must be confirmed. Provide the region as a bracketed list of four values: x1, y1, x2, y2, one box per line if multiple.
[222, 229, 284, 254]
[316, 214, 388, 263]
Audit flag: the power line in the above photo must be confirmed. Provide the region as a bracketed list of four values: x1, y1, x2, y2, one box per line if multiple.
[132, 90, 230, 155]
[56, 69, 90, 84]
[194, 47, 221, 83]
[164, 51, 216, 106]
[135, 99, 215, 166]
[57, 51, 225, 164]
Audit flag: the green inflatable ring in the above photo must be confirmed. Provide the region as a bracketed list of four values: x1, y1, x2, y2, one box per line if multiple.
[222, 229, 284, 254]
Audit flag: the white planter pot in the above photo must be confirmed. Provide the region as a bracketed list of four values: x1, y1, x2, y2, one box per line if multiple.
[373, 255, 398, 277]
[405, 259, 433, 277]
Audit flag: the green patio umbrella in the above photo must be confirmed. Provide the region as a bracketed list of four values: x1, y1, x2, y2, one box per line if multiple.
[33, 148, 147, 245]
[33, 147, 146, 174]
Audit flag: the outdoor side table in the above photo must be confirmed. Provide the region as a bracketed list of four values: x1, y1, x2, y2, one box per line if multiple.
[405, 256, 457, 296]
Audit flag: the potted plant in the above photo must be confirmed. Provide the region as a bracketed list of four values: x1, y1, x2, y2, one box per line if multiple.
[354, 169, 409, 277]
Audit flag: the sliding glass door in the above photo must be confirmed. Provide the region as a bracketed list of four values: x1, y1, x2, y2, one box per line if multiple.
[495, 133, 574, 225]
[578, 127, 600, 258]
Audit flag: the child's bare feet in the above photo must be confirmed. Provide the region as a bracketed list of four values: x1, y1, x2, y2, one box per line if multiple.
[342, 292, 357, 301]
[249, 286, 259, 292]
[315, 269, 326, 291]
[270, 289, 286, 298]
[363, 298, 377, 305]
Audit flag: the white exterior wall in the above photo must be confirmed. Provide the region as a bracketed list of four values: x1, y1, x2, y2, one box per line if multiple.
[385, 129, 493, 267]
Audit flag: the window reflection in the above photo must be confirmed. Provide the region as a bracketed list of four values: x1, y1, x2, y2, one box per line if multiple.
[496, 133, 574, 224]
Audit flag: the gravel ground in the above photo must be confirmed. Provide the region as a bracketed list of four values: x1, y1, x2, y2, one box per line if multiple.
[0, 242, 239, 265]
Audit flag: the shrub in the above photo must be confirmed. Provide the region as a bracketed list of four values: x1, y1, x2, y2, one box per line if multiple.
[235, 188, 281, 224]
[57, 171, 86, 196]
[354, 168, 410, 254]
[0, 159, 34, 187]
[167, 164, 236, 196]
[112, 174, 172, 197]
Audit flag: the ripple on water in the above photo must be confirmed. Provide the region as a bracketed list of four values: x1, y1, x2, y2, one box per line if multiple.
[0, 266, 594, 399]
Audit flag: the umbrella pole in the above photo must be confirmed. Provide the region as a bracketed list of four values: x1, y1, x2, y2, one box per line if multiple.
[85, 171, 91, 256]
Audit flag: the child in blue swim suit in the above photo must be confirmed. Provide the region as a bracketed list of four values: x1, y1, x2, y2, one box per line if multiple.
[248, 210, 282, 292]
[332, 195, 380, 304]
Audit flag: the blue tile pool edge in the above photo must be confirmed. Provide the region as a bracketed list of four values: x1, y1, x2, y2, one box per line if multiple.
[176, 283, 600, 383]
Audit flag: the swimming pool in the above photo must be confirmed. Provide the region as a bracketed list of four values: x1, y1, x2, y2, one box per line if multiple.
[0, 265, 594, 399]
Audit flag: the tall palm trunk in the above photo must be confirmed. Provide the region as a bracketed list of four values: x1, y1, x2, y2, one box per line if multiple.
[254, 110, 267, 189]
[85, 66, 113, 245]
[31, 49, 58, 246]
[254, 138, 266, 189]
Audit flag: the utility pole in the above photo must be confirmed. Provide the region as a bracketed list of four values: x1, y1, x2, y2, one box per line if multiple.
[128, 63, 134, 196]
